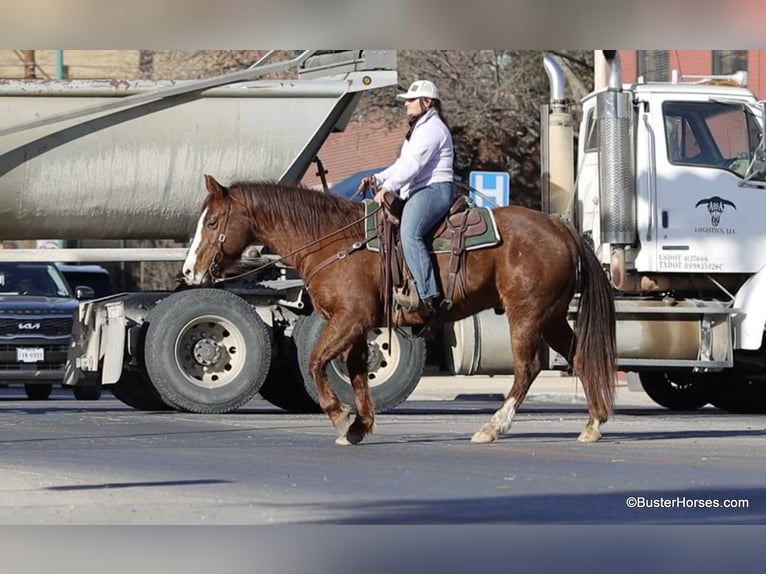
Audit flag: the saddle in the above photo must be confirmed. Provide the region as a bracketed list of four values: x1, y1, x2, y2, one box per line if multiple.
[370, 192, 500, 326]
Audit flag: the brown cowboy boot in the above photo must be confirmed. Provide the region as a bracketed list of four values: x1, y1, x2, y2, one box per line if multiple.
[415, 296, 449, 339]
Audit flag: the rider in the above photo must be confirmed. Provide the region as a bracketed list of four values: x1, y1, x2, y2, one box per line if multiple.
[364, 79, 455, 319]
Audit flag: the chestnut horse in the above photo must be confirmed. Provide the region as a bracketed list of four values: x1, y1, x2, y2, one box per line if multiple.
[182, 175, 616, 446]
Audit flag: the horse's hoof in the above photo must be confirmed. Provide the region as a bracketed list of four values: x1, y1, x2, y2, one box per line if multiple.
[577, 428, 602, 443]
[470, 429, 497, 444]
[335, 429, 365, 446]
[345, 425, 365, 445]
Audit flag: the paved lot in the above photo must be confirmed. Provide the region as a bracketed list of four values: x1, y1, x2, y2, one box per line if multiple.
[1, 375, 765, 525]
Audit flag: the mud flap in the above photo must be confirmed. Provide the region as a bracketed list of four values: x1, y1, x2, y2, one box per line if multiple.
[101, 302, 127, 384]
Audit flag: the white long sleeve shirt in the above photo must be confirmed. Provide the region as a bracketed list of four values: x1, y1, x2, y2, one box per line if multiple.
[375, 108, 454, 200]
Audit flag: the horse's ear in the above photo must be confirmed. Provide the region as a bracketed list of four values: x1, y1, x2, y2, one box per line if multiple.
[204, 174, 228, 199]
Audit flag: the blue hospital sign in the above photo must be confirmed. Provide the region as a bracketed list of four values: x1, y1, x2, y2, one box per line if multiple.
[469, 171, 510, 207]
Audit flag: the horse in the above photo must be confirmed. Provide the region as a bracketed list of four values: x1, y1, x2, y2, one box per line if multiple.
[182, 175, 617, 446]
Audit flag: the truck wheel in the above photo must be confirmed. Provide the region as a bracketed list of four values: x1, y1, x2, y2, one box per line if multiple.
[109, 370, 171, 411]
[639, 371, 711, 410]
[24, 384, 52, 400]
[258, 315, 321, 413]
[73, 384, 102, 401]
[298, 313, 426, 412]
[144, 289, 272, 414]
[709, 374, 766, 414]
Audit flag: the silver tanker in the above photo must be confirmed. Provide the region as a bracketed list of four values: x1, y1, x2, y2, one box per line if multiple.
[0, 50, 397, 244]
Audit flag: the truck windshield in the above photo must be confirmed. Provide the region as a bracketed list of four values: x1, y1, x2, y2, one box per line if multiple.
[0, 263, 73, 297]
[663, 101, 760, 177]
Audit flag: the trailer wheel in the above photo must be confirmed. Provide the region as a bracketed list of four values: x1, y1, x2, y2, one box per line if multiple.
[109, 370, 172, 411]
[258, 315, 321, 413]
[709, 374, 766, 414]
[298, 313, 426, 412]
[638, 371, 711, 410]
[73, 384, 102, 401]
[24, 384, 52, 400]
[144, 289, 272, 414]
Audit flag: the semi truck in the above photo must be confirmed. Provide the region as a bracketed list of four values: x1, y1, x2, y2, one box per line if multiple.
[4, 49, 766, 414]
[534, 50, 766, 413]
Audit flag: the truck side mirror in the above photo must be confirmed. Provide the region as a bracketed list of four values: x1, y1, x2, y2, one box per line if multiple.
[75, 285, 95, 300]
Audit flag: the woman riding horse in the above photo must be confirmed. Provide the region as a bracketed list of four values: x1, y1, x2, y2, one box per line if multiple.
[182, 175, 617, 446]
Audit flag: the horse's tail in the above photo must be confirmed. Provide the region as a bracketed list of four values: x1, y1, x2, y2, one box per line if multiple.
[572, 232, 617, 421]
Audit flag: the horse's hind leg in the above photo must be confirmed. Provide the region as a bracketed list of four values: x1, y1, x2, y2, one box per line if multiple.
[542, 316, 602, 443]
[471, 320, 542, 443]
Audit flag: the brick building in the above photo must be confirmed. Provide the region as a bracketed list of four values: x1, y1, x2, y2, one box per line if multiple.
[300, 116, 403, 190]
[617, 50, 766, 99]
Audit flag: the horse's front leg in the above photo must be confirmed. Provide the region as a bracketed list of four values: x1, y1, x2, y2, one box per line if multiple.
[309, 342, 350, 440]
[336, 336, 375, 446]
[308, 319, 373, 445]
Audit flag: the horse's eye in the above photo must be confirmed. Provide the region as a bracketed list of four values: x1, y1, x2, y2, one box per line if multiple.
[206, 219, 217, 229]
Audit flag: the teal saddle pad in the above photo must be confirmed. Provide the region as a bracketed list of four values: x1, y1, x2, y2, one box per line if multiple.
[363, 199, 501, 253]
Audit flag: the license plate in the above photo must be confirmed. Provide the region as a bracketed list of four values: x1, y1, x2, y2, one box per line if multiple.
[17, 348, 44, 363]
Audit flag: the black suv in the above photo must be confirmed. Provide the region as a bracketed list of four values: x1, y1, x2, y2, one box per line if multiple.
[57, 264, 116, 298]
[0, 262, 100, 400]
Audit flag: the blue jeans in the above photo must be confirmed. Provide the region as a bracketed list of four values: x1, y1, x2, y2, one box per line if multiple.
[400, 181, 455, 301]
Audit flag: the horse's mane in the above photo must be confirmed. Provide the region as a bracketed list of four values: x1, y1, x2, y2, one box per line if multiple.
[225, 181, 367, 242]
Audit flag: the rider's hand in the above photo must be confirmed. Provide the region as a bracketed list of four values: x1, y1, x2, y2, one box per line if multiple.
[374, 188, 391, 205]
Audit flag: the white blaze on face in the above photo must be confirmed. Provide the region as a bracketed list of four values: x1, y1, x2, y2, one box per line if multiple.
[182, 207, 208, 284]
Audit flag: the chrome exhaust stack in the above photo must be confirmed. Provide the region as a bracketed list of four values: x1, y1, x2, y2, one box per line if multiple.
[597, 50, 637, 290]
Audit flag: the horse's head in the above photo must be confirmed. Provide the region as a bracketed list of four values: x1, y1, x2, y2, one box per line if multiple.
[182, 175, 253, 285]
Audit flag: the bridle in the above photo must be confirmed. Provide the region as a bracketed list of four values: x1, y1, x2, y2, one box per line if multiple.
[206, 196, 233, 282]
[202, 194, 381, 285]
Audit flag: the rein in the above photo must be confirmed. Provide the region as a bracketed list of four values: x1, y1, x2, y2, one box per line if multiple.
[209, 199, 381, 285]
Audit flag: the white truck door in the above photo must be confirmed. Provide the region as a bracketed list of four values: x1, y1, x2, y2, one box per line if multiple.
[653, 98, 766, 274]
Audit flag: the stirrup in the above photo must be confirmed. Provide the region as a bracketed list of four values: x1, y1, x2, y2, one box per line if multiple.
[393, 286, 420, 312]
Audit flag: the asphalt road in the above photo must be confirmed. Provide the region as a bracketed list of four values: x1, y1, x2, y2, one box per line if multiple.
[0, 379, 764, 525]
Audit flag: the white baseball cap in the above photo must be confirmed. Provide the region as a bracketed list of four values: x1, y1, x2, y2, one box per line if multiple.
[396, 79, 440, 101]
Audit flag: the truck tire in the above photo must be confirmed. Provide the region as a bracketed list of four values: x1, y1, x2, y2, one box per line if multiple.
[709, 374, 766, 414]
[258, 315, 322, 413]
[638, 371, 711, 410]
[298, 313, 426, 413]
[24, 384, 52, 400]
[144, 289, 272, 414]
[73, 384, 102, 401]
[109, 370, 172, 411]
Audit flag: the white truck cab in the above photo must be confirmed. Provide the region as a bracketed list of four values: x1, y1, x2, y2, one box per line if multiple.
[539, 52, 766, 412]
